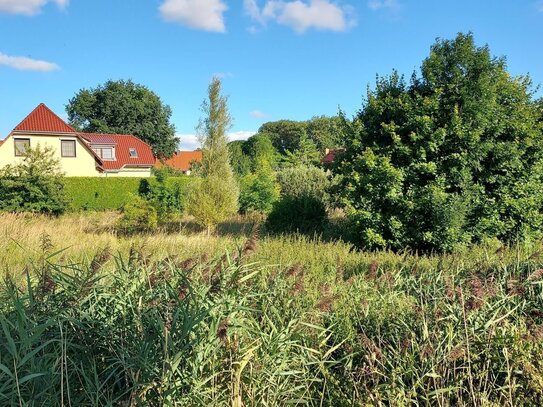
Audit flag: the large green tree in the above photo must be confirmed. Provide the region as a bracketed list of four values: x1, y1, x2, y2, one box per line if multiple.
[187, 77, 239, 233]
[66, 80, 178, 158]
[336, 33, 543, 252]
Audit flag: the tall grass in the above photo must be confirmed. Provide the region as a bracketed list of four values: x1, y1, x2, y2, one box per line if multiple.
[1, 213, 543, 405]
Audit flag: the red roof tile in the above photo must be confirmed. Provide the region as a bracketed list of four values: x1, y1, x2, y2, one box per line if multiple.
[321, 148, 346, 164]
[82, 133, 155, 170]
[13, 103, 76, 133]
[160, 150, 203, 172]
[80, 134, 116, 144]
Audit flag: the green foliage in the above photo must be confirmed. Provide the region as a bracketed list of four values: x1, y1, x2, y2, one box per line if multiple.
[65, 177, 141, 210]
[188, 77, 239, 232]
[0, 145, 67, 215]
[64, 176, 190, 211]
[306, 115, 343, 151]
[228, 140, 252, 176]
[66, 79, 178, 158]
[244, 133, 278, 171]
[229, 134, 278, 177]
[276, 164, 331, 203]
[336, 33, 543, 251]
[3, 218, 543, 404]
[266, 194, 328, 235]
[117, 195, 158, 233]
[139, 168, 187, 222]
[282, 133, 321, 166]
[187, 175, 239, 233]
[258, 116, 343, 157]
[239, 171, 280, 214]
[259, 119, 308, 155]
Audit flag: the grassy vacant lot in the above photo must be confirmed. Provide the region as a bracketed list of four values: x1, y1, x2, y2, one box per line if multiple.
[1, 212, 543, 405]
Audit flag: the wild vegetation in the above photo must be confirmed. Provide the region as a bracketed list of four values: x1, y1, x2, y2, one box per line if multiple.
[2, 32, 543, 405]
[1, 213, 543, 405]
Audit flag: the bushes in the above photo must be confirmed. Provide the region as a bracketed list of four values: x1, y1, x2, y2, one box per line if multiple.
[139, 169, 189, 222]
[64, 176, 190, 211]
[117, 195, 158, 234]
[64, 177, 141, 210]
[276, 164, 331, 203]
[266, 165, 331, 235]
[239, 172, 279, 214]
[266, 195, 327, 235]
[0, 145, 68, 215]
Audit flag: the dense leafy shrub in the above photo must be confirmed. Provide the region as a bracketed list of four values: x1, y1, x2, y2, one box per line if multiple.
[239, 172, 279, 214]
[65, 177, 141, 210]
[117, 195, 158, 234]
[0, 146, 68, 215]
[265, 194, 327, 235]
[336, 33, 543, 252]
[65, 176, 190, 211]
[276, 165, 331, 204]
[139, 169, 188, 222]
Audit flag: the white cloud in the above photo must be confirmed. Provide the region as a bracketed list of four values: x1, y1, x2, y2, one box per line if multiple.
[229, 130, 256, 141]
[249, 110, 267, 118]
[178, 131, 255, 150]
[0, 52, 59, 72]
[178, 134, 200, 151]
[0, 0, 68, 16]
[159, 0, 228, 32]
[367, 0, 401, 12]
[245, 0, 356, 33]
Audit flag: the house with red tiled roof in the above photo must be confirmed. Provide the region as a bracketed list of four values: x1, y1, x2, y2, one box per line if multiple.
[0, 104, 156, 177]
[157, 150, 203, 174]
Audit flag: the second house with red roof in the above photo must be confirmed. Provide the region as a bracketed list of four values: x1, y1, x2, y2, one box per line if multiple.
[0, 104, 156, 177]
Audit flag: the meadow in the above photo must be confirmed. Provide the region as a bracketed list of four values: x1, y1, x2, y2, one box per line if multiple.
[1, 212, 543, 406]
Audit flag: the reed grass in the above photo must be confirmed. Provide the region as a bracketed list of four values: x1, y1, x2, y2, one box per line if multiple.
[1, 213, 542, 405]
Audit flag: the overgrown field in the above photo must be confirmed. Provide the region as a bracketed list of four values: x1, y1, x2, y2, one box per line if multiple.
[1, 213, 543, 405]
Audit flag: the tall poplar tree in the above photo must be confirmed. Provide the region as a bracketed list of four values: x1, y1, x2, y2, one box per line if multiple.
[187, 77, 239, 234]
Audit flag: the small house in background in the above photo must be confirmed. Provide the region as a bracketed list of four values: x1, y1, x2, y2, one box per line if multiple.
[321, 148, 346, 166]
[158, 150, 203, 175]
[0, 104, 156, 177]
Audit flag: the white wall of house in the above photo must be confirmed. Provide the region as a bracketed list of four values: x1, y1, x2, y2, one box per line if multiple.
[0, 133, 101, 176]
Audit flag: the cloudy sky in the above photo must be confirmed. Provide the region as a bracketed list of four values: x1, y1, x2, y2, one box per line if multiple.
[0, 0, 542, 150]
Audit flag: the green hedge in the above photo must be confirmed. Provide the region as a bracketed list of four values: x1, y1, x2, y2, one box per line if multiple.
[64, 176, 191, 211]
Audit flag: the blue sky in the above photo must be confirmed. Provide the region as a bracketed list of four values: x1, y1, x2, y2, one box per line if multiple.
[0, 0, 542, 150]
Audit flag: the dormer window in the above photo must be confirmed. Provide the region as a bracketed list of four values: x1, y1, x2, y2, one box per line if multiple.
[92, 147, 114, 160]
[129, 148, 138, 158]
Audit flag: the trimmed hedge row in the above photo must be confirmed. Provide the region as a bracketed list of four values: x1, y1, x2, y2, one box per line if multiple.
[64, 176, 191, 211]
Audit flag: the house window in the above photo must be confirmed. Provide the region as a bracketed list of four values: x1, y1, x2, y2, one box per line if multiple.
[61, 140, 76, 157]
[14, 138, 30, 156]
[92, 147, 114, 160]
[129, 148, 138, 158]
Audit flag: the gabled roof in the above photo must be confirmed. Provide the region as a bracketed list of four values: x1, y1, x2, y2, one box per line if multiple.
[160, 150, 203, 172]
[81, 133, 156, 170]
[13, 103, 76, 133]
